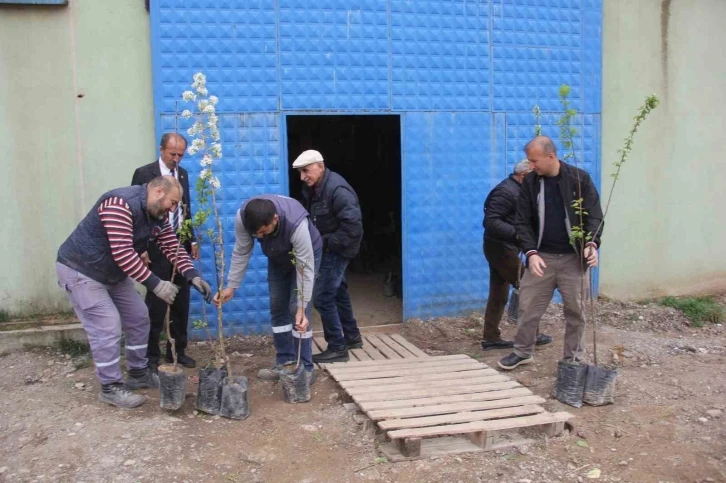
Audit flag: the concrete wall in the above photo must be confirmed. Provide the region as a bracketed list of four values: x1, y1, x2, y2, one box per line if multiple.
[0, 1, 156, 315]
[600, 0, 726, 299]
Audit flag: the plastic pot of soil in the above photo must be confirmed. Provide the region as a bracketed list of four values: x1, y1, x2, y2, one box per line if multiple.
[158, 364, 186, 410]
[552, 360, 588, 408]
[219, 376, 250, 420]
[279, 364, 311, 403]
[196, 366, 227, 415]
[582, 364, 617, 406]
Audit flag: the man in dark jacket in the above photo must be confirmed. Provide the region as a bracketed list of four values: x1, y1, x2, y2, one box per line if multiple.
[482, 160, 552, 350]
[499, 136, 603, 370]
[56, 177, 213, 408]
[132, 133, 199, 371]
[293, 150, 364, 363]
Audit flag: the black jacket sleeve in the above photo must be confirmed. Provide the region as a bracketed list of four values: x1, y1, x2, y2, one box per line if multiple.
[131, 167, 144, 186]
[179, 168, 196, 243]
[514, 176, 539, 255]
[483, 186, 517, 242]
[325, 186, 363, 254]
[581, 173, 604, 248]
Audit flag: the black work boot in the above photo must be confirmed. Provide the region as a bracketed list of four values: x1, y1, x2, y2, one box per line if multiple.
[166, 351, 196, 368]
[481, 339, 515, 351]
[125, 367, 160, 390]
[346, 335, 364, 349]
[312, 347, 350, 363]
[536, 333, 553, 346]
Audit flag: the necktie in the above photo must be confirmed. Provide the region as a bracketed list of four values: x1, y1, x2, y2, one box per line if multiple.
[169, 168, 180, 232]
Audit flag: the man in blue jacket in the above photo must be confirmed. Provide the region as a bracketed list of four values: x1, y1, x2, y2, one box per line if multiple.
[482, 160, 552, 350]
[293, 150, 364, 363]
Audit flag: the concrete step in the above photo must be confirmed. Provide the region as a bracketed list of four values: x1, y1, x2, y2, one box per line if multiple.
[0, 323, 87, 355]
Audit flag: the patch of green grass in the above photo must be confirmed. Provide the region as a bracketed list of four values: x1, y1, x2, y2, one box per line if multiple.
[659, 296, 724, 327]
[58, 338, 91, 357]
[0, 310, 9, 323]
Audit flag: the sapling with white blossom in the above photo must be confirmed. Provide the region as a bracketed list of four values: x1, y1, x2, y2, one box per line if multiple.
[177, 72, 233, 378]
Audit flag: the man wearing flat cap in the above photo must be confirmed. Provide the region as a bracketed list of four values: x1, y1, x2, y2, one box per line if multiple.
[293, 150, 364, 363]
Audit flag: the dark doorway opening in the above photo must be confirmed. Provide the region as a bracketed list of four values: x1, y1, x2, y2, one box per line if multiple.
[286, 115, 403, 327]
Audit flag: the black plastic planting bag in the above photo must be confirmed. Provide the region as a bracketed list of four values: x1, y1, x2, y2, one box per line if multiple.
[219, 376, 250, 420]
[507, 288, 520, 322]
[196, 366, 227, 415]
[159, 365, 185, 410]
[552, 360, 588, 408]
[279, 364, 312, 403]
[583, 365, 617, 406]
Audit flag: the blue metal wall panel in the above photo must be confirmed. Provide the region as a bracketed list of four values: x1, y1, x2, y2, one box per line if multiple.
[152, 0, 279, 116]
[279, 0, 390, 110]
[150, 0, 603, 327]
[491, 0, 584, 112]
[390, 0, 490, 111]
[582, 0, 603, 113]
[402, 112, 495, 318]
[491, 0, 582, 48]
[161, 112, 284, 337]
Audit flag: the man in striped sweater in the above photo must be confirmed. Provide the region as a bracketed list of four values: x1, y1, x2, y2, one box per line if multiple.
[56, 176, 213, 408]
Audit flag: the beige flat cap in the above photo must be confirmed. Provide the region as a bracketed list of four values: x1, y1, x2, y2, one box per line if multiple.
[292, 149, 324, 168]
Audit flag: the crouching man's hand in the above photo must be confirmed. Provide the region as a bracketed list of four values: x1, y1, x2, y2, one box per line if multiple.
[213, 287, 236, 308]
[294, 307, 309, 333]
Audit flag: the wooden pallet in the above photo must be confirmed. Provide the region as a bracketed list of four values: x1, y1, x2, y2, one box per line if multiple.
[312, 333, 429, 362]
[325, 353, 573, 461]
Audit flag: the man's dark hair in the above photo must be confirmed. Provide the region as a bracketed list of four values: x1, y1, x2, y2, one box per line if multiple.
[524, 135, 557, 156]
[244, 198, 276, 233]
[160, 133, 188, 149]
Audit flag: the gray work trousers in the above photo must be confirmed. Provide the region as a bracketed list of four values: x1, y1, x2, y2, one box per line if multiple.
[56, 262, 149, 385]
[513, 253, 588, 361]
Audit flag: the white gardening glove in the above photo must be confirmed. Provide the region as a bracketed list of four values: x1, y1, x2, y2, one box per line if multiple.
[153, 280, 179, 305]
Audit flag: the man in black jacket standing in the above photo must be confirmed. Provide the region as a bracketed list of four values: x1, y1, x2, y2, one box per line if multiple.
[294, 150, 364, 363]
[499, 136, 603, 370]
[132, 133, 199, 371]
[482, 160, 552, 350]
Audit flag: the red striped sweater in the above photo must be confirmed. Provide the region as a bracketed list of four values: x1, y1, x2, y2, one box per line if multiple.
[98, 197, 195, 285]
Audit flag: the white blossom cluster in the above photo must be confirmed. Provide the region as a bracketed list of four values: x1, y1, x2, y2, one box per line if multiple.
[181, 71, 223, 189]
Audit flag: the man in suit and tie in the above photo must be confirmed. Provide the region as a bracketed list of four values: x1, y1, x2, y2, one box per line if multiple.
[132, 133, 200, 371]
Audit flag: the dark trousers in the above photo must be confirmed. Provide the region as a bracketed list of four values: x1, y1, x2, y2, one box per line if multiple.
[313, 251, 361, 352]
[145, 256, 190, 365]
[482, 239, 522, 342]
[267, 246, 322, 371]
